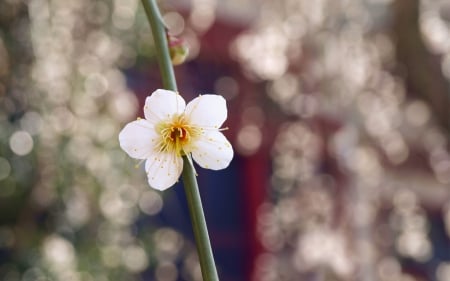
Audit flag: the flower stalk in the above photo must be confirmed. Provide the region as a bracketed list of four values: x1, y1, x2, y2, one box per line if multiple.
[140, 1, 220, 280]
[141, 0, 177, 92]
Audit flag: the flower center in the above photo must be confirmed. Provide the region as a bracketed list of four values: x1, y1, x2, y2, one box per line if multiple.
[156, 115, 201, 156]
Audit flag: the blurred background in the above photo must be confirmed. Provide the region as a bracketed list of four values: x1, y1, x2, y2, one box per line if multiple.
[1, 0, 450, 280]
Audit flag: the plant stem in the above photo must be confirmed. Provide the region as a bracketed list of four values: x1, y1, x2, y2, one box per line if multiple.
[182, 155, 220, 281]
[141, 0, 177, 92]
[141, 1, 219, 280]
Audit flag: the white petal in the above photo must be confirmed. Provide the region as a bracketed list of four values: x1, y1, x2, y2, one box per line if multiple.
[145, 152, 183, 190]
[191, 131, 233, 170]
[144, 89, 186, 123]
[185, 94, 227, 128]
[119, 119, 158, 159]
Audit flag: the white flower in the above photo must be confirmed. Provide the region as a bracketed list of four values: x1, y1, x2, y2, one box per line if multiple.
[119, 89, 233, 190]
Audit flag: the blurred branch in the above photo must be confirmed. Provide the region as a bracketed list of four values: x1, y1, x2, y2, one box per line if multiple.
[392, 0, 450, 133]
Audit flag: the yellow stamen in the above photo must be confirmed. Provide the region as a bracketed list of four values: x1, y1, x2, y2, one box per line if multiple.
[156, 114, 201, 156]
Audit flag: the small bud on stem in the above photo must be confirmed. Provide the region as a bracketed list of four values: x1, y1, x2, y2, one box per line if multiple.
[167, 33, 189, 65]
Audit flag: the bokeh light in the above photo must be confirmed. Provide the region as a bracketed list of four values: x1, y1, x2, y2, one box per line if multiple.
[1, 0, 450, 280]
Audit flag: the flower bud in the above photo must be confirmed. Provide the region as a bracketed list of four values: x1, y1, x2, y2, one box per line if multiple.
[167, 34, 189, 65]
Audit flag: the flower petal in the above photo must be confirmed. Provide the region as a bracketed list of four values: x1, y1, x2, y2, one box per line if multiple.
[119, 119, 157, 159]
[191, 131, 233, 170]
[144, 89, 186, 123]
[185, 94, 227, 128]
[145, 152, 183, 190]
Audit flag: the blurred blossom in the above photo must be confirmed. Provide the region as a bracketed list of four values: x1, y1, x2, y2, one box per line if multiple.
[437, 262, 450, 281]
[233, 0, 450, 280]
[20, 111, 42, 135]
[84, 73, 109, 97]
[122, 245, 149, 272]
[43, 235, 76, 271]
[164, 12, 186, 36]
[100, 189, 138, 225]
[396, 231, 432, 261]
[404, 100, 431, 127]
[108, 91, 139, 122]
[138, 190, 164, 215]
[267, 73, 299, 109]
[9, 131, 33, 156]
[232, 27, 288, 80]
[86, 1, 110, 25]
[154, 228, 185, 261]
[189, 0, 217, 33]
[236, 125, 262, 156]
[294, 229, 353, 276]
[272, 122, 322, 188]
[0, 0, 198, 279]
[181, 251, 202, 281]
[64, 188, 91, 228]
[112, 0, 138, 30]
[420, 1, 450, 54]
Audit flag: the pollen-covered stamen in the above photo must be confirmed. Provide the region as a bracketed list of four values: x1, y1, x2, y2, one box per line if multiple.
[156, 114, 201, 156]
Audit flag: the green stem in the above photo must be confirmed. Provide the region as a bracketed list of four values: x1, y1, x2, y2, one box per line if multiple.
[182, 155, 219, 281]
[141, 1, 219, 280]
[141, 0, 177, 91]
